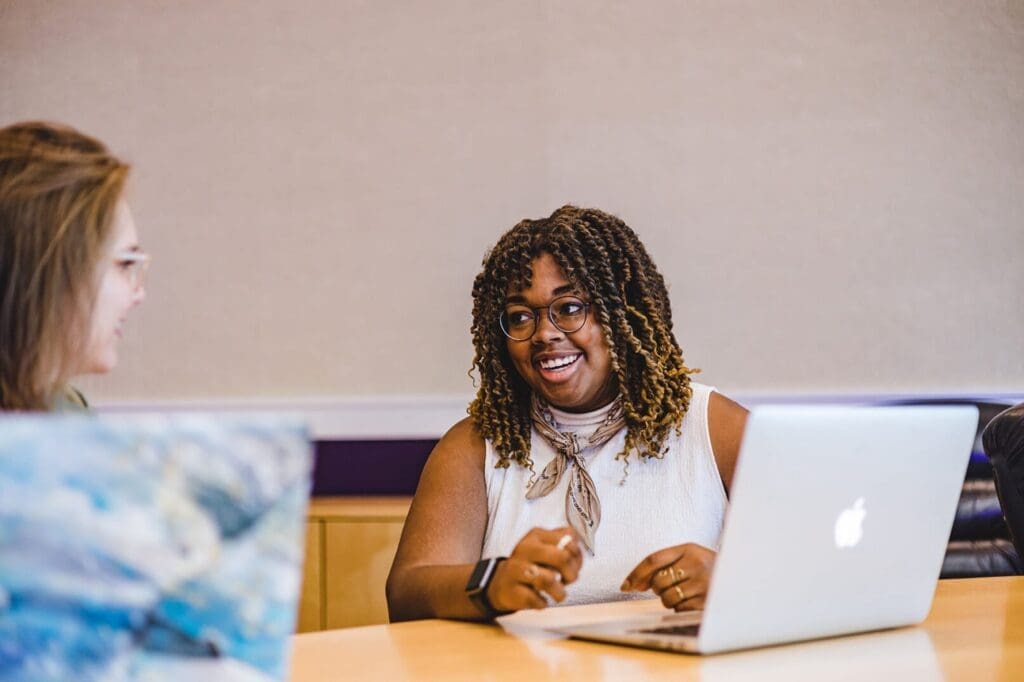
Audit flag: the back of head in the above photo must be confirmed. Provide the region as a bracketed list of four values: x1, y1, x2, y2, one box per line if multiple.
[0, 121, 129, 410]
[469, 205, 695, 470]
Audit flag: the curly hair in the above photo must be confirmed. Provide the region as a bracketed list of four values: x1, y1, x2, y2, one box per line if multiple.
[468, 205, 696, 472]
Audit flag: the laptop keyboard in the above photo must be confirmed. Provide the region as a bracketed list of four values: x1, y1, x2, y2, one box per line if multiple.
[635, 624, 701, 637]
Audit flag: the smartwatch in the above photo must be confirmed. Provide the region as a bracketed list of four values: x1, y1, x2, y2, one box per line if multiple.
[465, 556, 508, 618]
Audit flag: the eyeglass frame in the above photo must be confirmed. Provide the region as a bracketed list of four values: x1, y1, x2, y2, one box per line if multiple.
[113, 249, 151, 289]
[499, 294, 593, 341]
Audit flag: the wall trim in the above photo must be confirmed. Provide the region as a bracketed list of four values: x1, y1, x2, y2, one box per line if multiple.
[92, 390, 1024, 440]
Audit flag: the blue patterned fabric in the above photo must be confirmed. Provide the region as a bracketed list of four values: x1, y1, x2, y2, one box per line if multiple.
[0, 414, 312, 681]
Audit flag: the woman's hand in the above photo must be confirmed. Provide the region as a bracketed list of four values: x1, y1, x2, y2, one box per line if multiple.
[486, 527, 583, 613]
[620, 543, 716, 611]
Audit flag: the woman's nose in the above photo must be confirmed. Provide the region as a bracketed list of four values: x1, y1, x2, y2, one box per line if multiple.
[532, 310, 563, 342]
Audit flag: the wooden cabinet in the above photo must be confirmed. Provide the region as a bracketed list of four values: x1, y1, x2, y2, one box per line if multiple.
[296, 521, 323, 632]
[297, 497, 411, 631]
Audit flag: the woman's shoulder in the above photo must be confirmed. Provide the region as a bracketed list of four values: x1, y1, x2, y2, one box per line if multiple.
[52, 385, 90, 412]
[682, 382, 745, 424]
[440, 416, 485, 446]
[431, 416, 486, 469]
[690, 381, 714, 394]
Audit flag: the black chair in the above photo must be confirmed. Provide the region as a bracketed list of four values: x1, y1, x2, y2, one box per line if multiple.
[980, 402, 1024, 561]
[940, 401, 1023, 578]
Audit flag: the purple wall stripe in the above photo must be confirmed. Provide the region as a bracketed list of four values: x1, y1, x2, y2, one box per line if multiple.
[312, 439, 437, 496]
[309, 400, 1019, 496]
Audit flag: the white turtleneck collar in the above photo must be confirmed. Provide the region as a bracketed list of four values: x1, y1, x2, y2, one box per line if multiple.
[546, 399, 619, 433]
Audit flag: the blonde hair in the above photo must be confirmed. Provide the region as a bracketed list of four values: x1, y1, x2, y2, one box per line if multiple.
[0, 121, 130, 410]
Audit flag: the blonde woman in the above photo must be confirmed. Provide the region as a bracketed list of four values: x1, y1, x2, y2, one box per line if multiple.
[0, 121, 147, 411]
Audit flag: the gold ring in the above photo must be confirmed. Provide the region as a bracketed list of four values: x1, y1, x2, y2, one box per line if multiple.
[675, 585, 686, 602]
[674, 567, 687, 583]
[656, 568, 669, 579]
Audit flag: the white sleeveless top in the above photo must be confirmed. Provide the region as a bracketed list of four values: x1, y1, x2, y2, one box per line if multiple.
[481, 382, 727, 606]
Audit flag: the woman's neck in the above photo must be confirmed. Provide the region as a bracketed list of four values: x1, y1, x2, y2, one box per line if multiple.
[547, 398, 618, 430]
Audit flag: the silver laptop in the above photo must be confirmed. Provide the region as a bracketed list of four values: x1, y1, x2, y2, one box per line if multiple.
[0, 413, 313, 681]
[557, 405, 978, 654]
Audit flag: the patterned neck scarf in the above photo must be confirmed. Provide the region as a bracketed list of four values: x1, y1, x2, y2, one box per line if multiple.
[526, 395, 626, 554]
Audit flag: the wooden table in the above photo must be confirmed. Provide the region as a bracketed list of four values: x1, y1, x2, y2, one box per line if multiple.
[289, 576, 1023, 681]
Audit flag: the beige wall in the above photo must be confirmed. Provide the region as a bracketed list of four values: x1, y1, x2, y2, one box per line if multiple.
[2, 1, 1022, 403]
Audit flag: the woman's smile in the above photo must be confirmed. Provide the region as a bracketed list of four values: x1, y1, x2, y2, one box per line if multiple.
[535, 351, 581, 379]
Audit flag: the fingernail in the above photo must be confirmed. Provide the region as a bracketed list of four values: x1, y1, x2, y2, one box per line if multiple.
[620, 579, 631, 592]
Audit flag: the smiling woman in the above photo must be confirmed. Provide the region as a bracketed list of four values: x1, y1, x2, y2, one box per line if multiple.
[387, 205, 749, 622]
[0, 121, 147, 411]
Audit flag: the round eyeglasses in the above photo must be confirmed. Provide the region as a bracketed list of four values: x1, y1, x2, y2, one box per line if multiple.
[499, 295, 592, 341]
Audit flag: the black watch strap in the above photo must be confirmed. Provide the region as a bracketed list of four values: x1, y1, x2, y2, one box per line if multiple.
[465, 556, 508, 618]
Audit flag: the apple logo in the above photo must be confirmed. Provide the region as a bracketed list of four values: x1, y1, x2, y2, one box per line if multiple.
[834, 497, 867, 549]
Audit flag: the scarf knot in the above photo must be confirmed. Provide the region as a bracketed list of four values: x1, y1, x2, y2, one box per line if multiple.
[525, 395, 626, 554]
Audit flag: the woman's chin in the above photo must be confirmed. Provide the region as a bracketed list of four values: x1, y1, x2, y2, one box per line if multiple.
[79, 353, 118, 376]
[541, 383, 619, 414]
[542, 389, 592, 413]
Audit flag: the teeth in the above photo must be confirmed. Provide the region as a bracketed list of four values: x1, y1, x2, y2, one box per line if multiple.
[539, 354, 579, 370]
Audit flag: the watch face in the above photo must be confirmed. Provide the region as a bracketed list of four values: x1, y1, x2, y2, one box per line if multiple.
[466, 558, 494, 592]
[466, 557, 509, 618]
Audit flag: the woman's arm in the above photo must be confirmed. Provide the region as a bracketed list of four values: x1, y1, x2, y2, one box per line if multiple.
[386, 417, 491, 622]
[385, 417, 583, 622]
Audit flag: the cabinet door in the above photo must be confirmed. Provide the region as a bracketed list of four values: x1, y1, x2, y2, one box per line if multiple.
[296, 520, 324, 632]
[323, 520, 405, 628]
